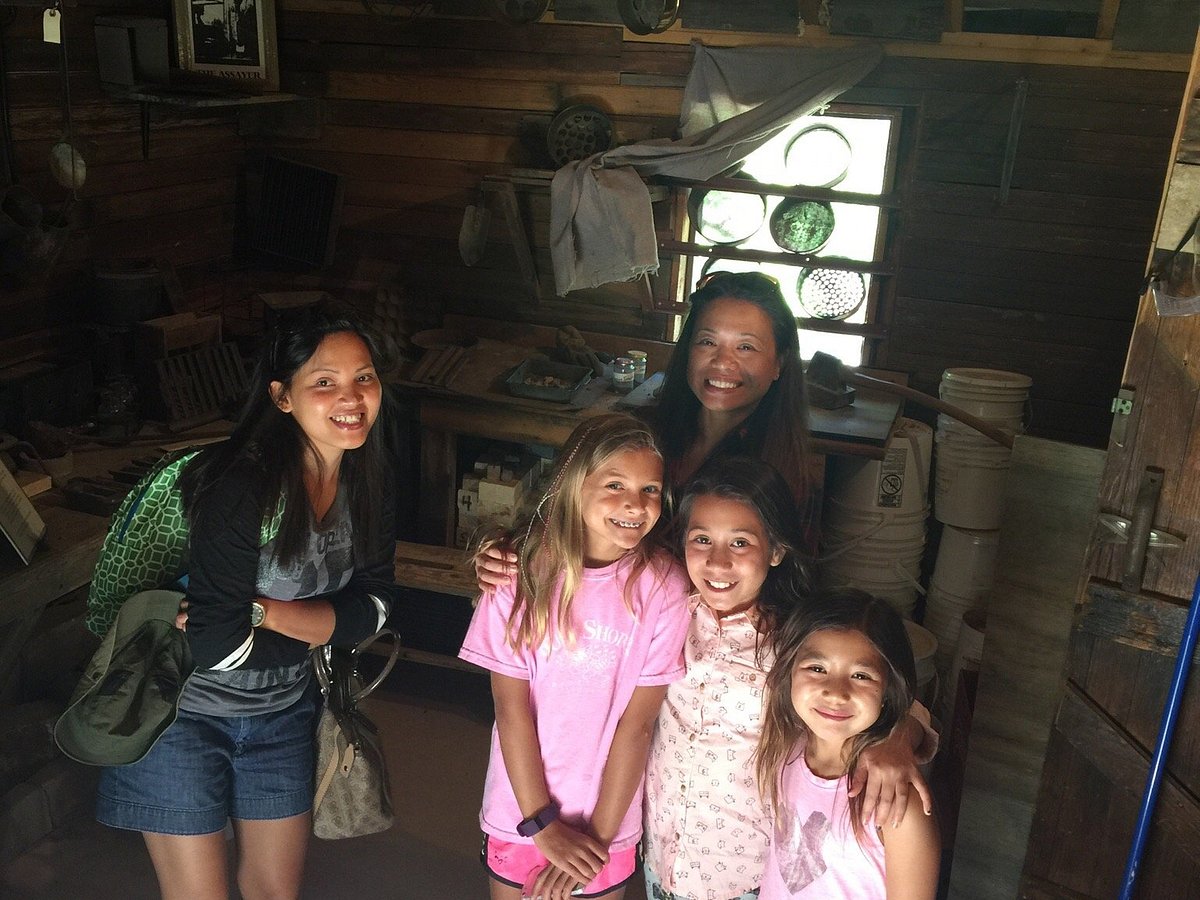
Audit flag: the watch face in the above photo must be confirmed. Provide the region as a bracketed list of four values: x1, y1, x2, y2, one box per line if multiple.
[250, 602, 265, 627]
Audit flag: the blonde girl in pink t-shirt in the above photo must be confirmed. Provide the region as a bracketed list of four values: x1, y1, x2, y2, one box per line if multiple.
[755, 589, 940, 900]
[460, 413, 690, 900]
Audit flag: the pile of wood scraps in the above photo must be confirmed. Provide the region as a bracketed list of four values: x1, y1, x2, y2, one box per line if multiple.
[64, 454, 162, 517]
[410, 346, 470, 389]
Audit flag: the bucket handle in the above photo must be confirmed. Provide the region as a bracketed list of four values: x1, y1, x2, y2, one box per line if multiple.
[904, 429, 929, 503]
[819, 511, 889, 563]
[892, 559, 926, 596]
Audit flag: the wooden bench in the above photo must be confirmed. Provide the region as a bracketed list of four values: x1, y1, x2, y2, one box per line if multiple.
[392, 540, 483, 673]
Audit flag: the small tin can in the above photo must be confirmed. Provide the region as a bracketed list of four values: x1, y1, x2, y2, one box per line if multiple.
[612, 357, 635, 393]
[626, 350, 648, 384]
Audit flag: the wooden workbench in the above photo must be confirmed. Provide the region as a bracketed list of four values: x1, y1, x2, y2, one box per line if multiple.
[394, 337, 901, 545]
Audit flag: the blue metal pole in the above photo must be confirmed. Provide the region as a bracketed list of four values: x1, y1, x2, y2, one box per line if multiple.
[1119, 570, 1200, 899]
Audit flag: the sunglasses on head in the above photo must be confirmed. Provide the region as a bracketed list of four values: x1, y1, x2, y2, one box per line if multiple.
[696, 269, 781, 290]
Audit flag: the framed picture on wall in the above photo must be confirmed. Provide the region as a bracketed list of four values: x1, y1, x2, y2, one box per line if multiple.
[172, 0, 279, 91]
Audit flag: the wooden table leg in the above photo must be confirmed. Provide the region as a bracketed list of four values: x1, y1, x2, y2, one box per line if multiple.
[418, 425, 457, 546]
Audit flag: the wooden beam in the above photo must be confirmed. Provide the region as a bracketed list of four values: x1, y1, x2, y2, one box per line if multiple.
[494, 182, 543, 305]
[1078, 582, 1196, 660]
[946, 0, 964, 34]
[1096, 0, 1122, 41]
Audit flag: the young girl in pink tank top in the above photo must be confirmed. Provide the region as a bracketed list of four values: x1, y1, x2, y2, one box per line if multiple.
[755, 590, 940, 899]
[459, 413, 690, 900]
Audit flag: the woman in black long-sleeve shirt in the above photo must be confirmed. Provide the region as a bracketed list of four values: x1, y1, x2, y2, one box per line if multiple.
[96, 306, 400, 900]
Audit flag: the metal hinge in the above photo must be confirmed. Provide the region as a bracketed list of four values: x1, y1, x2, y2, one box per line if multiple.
[1110, 388, 1135, 447]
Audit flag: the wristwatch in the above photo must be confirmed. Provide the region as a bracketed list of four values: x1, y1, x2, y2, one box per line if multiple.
[516, 803, 559, 838]
[250, 601, 266, 628]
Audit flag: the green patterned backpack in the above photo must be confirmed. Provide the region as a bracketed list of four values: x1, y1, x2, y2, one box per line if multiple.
[86, 450, 283, 636]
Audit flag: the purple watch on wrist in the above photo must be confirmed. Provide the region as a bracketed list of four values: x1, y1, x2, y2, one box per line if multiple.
[516, 802, 559, 837]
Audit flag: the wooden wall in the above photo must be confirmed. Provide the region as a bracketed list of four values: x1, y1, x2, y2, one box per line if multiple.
[264, 8, 1187, 447]
[0, 6, 1190, 448]
[857, 56, 1184, 446]
[1, 2, 247, 346]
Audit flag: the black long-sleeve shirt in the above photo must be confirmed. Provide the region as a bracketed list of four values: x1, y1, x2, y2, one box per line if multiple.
[183, 460, 399, 677]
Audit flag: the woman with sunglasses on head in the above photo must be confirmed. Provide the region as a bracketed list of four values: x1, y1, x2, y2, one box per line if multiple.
[653, 270, 814, 531]
[94, 305, 400, 900]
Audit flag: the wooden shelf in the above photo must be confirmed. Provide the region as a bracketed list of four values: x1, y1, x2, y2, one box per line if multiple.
[393, 540, 476, 598]
[102, 84, 300, 109]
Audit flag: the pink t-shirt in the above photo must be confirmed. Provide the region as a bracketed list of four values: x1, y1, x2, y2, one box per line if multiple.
[459, 552, 690, 851]
[759, 745, 886, 900]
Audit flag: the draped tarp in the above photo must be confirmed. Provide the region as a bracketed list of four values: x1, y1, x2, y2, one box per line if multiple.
[549, 43, 884, 295]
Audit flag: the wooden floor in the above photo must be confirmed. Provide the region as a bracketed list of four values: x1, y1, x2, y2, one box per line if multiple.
[0, 661, 659, 900]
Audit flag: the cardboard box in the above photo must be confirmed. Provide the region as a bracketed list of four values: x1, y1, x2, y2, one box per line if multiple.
[478, 478, 522, 517]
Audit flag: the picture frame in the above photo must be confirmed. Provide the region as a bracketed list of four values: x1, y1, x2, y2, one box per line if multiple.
[172, 0, 279, 91]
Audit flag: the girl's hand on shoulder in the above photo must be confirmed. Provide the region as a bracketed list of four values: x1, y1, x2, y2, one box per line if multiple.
[531, 820, 607, 889]
[850, 729, 932, 829]
[474, 542, 517, 592]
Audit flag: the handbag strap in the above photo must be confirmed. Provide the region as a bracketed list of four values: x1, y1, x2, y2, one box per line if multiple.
[313, 627, 401, 704]
[314, 733, 357, 808]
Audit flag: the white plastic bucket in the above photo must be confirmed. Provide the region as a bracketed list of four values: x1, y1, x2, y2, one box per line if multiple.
[923, 583, 983, 669]
[933, 442, 1012, 530]
[931, 525, 999, 599]
[940, 608, 986, 721]
[904, 620, 939, 709]
[828, 418, 932, 514]
[824, 500, 929, 549]
[940, 368, 1031, 420]
[819, 572, 919, 619]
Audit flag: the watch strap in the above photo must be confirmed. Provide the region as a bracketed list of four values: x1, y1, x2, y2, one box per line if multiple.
[516, 803, 559, 838]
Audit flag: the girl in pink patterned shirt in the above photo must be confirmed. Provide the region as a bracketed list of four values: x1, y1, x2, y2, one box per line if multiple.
[460, 413, 691, 900]
[755, 589, 940, 899]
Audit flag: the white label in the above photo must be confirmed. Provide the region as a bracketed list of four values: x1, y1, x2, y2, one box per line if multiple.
[43, 8, 61, 44]
[876, 446, 906, 508]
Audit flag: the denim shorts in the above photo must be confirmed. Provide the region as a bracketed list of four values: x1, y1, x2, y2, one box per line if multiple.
[96, 690, 317, 835]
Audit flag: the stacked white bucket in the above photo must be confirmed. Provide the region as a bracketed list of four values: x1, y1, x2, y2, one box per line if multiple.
[823, 417, 933, 621]
[928, 367, 1030, 718]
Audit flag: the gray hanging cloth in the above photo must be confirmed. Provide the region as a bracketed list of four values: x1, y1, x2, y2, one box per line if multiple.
[550, 42, 884, 295]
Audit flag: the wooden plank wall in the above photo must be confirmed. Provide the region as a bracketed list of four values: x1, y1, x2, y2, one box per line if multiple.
[856, 56, 1184, 447]
[1, 5, 1189, 449]
[273, 8, 687, 339]
[265, 7, 1185, 445]
[1, 3, 246, 341]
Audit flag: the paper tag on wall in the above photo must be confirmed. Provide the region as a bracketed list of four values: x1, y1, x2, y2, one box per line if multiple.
[43, 8, 61, 44]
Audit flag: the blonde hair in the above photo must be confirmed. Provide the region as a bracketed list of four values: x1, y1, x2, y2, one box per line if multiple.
[480, 413, 665, 651]
[755, 589, 916, 846]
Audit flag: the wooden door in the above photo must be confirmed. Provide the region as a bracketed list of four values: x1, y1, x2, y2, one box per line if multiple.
[1020, 29, 1200, 899]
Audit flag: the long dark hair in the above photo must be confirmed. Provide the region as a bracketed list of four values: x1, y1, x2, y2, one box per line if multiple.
[675, 456, 812, 645]
[179, 304, 391, 569]
[656, 271, 812, 504]
[756, 588, 916, 844]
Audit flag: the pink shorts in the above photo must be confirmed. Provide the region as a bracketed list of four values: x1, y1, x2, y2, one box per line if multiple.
[482, 834, 636, 897]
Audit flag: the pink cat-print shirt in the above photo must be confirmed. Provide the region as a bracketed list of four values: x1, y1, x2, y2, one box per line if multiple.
[642, 595, 773, 899]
